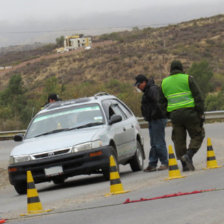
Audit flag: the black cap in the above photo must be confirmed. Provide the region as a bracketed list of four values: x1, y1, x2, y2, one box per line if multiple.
[170, 60, 183, 74]
[48, 93, 59, 102]
[134, 74, 148, 86]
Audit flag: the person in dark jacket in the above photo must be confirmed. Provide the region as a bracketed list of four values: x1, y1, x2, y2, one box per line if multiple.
[160, 60, 205, 171]
[135, 74, 168, 172]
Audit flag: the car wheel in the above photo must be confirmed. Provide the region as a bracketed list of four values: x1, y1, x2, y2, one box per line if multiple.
[102, 148, 119, 180]
[130, 141, 144, 171]
[14, 182, 27, 195]
[53, 177, 65, 185]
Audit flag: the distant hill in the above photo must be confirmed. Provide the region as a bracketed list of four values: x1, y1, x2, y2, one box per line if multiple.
[0, 14, 224, 130]
[0, 42, 45, 55]
[0, 14, 224, 91]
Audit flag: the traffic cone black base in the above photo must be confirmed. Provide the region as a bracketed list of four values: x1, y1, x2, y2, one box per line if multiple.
[204, 138, 221, 169]
[105, 155, 129, 196]
[165, 145, 185, 180]
[20, 171, 52, 216]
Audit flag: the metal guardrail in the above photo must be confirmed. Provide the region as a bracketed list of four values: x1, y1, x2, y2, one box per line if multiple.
[0, 130, 26, 140]
[0, 111, 224, 140]
[204, 110, 224, 119]
[137, 110, 224, 126]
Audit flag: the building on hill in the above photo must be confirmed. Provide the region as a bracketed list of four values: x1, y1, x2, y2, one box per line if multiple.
[64, 34, 92, 51]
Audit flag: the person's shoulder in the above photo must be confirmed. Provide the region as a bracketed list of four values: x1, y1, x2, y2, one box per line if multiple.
[149, 84, 160, 95]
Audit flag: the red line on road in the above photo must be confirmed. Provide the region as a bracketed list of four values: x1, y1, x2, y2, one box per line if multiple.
[123, 189, 216, 204]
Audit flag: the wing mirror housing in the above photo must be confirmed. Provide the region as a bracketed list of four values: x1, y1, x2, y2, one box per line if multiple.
[14, 134, 24, 142]
[109, 114, 122, 125]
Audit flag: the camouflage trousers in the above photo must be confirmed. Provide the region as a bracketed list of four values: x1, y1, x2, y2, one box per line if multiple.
[170, 108, 205, 160]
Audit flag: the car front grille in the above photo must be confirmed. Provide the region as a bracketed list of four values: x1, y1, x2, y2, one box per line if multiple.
[33, 148, 71, 159]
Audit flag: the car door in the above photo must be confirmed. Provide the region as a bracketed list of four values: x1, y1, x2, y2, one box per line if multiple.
[112, 100, 136, 158]
[101, 99, 128, 161]
[109, 103, 129, 160]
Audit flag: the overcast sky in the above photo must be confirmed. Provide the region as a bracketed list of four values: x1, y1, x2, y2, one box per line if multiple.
[0, 0, 224, 47]
[1, 0, 224, 24]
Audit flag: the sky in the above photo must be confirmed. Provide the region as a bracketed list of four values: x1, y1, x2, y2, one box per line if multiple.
[0, 0, 224, 47]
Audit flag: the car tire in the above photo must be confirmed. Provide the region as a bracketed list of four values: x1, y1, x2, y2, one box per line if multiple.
[130, 141, 144, 171]
[14, 182, 27, 195]
[102, 148, 119, 180]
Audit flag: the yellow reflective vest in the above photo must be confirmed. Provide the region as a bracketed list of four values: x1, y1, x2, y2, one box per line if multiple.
[161, 73, 195, 112]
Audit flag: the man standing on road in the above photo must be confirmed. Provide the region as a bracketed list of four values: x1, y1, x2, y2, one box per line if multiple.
[134, 74, 168, 172]
[160, 60, 205, 171]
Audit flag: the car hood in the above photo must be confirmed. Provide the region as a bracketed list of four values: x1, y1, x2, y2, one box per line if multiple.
[10, 127, 104, 156]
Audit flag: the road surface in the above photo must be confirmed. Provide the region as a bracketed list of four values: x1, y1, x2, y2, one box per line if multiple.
[0, 122, 224, 223]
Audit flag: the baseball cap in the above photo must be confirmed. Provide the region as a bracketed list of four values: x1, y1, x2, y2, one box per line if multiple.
[134, 74, 148, 86]
[170, 60, 183, 73]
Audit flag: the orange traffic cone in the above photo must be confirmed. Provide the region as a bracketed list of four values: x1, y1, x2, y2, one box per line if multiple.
[205, 138, 221, 169]
[105, 155, 129, 196]
[0, 217, 6, 223]
[21, 170, 51, 216]
[166, 145, 185, 180]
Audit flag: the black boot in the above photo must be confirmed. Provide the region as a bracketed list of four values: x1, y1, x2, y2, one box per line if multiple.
[181, 160, 190, 172]
[188, 149, 195, 159]
[181, 149, 195, 171]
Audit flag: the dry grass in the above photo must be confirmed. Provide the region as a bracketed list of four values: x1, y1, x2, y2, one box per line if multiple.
[0, 15, 224, 98]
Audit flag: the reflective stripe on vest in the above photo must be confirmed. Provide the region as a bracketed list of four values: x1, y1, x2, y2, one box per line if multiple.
[162, 74, 195, 112]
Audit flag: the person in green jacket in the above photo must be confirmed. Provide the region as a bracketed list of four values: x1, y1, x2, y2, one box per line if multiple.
[160, 60, 205, 171]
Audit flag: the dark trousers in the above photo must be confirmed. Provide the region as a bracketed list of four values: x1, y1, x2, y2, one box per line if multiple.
[171, 109, 205, 160]
[148, 119, 168, 167]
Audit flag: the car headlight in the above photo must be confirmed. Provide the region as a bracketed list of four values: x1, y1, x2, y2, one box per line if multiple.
[9, 155, 31, 164]
[71, 140, 102, 153]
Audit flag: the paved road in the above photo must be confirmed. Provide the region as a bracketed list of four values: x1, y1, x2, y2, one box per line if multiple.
[8, 167, 224, 224]
[1, 122, 224, 223]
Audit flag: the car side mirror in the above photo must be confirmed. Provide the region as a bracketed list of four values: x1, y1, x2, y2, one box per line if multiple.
[109, 114, 122, 125]
[14, 134, 24, 142]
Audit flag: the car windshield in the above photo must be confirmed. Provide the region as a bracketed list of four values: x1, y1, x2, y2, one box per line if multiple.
[25, 103, 105, 139]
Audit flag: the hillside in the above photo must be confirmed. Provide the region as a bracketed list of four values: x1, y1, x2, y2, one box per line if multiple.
[0, 15, 224, 91]
[0, 14, 224, 130]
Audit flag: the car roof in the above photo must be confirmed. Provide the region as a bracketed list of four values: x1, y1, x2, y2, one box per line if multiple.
[39, 92, 117, 114]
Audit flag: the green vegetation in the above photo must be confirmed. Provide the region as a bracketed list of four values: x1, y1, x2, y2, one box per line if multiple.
[0, 61, 220, 131]
[205, 91, 224, 111]
[0, 75, 142, 130]
[56, 36, 65, 47]
[188, 60, 213, 97]
[0, 74, 32, 129]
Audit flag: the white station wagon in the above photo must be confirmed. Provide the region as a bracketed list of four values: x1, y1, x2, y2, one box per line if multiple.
[8, 92, 145, 194]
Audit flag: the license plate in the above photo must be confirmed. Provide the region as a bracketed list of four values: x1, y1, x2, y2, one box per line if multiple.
[45, 166, 63, 176]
